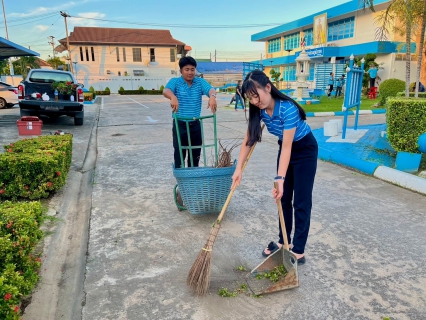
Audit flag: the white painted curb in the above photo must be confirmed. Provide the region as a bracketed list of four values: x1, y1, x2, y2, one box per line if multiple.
[374, 166, 426, 195]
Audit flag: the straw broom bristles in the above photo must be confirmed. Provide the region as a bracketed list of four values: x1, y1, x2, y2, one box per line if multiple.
[187, 125, 263, 296]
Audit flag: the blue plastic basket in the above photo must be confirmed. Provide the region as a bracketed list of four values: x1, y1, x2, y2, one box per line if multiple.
[172, 163, 236, 215]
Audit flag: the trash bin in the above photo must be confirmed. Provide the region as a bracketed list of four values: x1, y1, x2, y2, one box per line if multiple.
[16, 116, 43, 136]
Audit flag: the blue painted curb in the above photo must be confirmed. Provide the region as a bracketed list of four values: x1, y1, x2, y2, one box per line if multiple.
[84, 96, 99, 105]
[318, 147, 379, 175]
[306, 109, 386, 117]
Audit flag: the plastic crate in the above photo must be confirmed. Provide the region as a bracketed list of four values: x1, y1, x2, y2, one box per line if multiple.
[16, 116, 43, 136]
[172, 163, 236, 215]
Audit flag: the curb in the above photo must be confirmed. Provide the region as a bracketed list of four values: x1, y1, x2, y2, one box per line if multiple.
[306, 109, 386, 117]
[318, 146, 426, 195]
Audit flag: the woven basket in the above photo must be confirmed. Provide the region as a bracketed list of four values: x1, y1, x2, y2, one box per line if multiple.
[173, 163, 236, 215]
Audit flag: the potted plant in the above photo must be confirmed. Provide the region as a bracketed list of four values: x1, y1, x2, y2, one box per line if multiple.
[52, 81, 78, 100]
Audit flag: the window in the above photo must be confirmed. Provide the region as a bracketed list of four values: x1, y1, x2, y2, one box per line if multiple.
[308, 64, 315, 81]
[283, 66, 296, 82]
[268, 37, 281, 53]
[284, 32, 299, 50]
[133, 48, 142, 62]
[303, 29, 313, 47]
[150, 48, 155, 62]
[80, 47, 84, 61]
[116, 47, 120, 62]
[85, 47, 89, 61]
[133, 70, 145, 76]
[118, 71, 121, 76]
[327, 17, 355, 42]
[170, 48, 175, 62]
[91, 47, 95, 61]
[123, 48, 126, 62]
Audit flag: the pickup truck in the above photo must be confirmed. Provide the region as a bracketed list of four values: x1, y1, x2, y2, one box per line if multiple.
[18, 69, 85, 125]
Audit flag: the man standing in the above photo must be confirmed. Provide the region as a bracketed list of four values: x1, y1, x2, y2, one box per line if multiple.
[327, 72, 334, 98]
[163, 56, 217, 169]
[367, 65, 378, 88]
[335, 74, 345, 97]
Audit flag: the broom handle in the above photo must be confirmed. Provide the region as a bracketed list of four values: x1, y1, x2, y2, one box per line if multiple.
[216, 124, 264, 223]
[274, 181, 290, 251]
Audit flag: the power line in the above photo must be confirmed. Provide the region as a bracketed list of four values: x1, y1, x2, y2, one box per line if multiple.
[68, 15, 284, 29]
[0, 13, 57, 28]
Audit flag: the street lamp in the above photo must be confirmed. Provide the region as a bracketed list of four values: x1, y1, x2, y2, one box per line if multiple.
[72, 62, 78, 80]
[285, 49, 292, 89]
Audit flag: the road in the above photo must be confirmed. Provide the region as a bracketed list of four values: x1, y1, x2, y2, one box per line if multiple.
[2, 94, 423, 320]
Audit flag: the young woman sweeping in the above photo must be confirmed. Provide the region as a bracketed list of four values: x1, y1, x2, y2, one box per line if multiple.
[231, 70, 318, 265]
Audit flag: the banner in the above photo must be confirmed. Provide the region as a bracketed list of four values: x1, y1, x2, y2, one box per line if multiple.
[313, 13, 327, 45]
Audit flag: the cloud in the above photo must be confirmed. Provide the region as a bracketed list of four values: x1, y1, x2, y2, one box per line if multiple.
[35, 25, 50, 31]
[69, 12, 107, 27]
[9, 0, 90, 18]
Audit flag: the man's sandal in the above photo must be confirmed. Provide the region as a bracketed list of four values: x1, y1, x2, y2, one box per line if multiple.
[262, 241, 282, 257]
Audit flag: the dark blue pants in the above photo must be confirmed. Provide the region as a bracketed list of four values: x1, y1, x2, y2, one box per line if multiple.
[276, 132, 318, 254]
[172, 120, 202, 169]
[235, 94, 244, 109]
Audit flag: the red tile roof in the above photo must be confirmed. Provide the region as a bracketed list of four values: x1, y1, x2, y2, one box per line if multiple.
[35, 58, 51, 67]
[59, 27, 186, 46]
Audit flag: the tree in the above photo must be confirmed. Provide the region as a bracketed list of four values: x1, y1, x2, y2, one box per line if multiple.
[269, 69, 282, 87]
[46, 57, 65, 70]
[12, 56, 40, 79]
[362, 0, 425, 97]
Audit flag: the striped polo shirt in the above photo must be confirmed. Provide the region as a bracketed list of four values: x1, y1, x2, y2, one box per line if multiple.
[260, 99, 311, 142]
[165, 76, 213, 118]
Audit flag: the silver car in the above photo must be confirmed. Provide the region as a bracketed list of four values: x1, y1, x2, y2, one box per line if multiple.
[0, 81, 18, 109]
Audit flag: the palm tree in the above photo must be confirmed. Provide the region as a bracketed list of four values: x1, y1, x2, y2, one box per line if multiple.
[13, 56, 40, 79]
[414, 0, 426, 97]
[361, 0, 424, 97]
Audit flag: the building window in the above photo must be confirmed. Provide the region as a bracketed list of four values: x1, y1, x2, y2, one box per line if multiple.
[170, 48, 175, 62]
[133, 70, 145, 76]
[116, 47, 120, 62]
[133, 48, 142, 62]
[150, 48, 155, 62]
[91, 47, 95, 61]
[85, 47, 89, 61]
[118, 71, 121, 76]
[284, 32, 299, 50]
[303, 28, 313, 47]
[123, 48, 126, 62]
[80, 47, 84, 61]
[283, 65, 296, 82]
[308, 63, 315, 81]
[268, 37, 281, 53]
[328, 17, 355, 42]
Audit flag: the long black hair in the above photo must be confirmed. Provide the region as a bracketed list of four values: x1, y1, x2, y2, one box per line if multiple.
[241, 70, 306, 146]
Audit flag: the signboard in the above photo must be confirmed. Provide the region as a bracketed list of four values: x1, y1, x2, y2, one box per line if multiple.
[313, 13, 327, 45]
[305, 48, 324, 58]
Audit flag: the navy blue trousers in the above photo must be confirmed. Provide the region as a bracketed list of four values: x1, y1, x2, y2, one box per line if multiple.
[172, 120, 202, 169]
[276, 131, 318, 254]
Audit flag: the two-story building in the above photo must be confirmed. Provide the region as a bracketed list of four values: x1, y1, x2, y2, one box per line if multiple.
[251, 0, 420, 90]
[56, 27, 191, 92]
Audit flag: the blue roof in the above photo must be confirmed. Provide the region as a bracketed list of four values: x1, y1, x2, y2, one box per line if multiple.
[196, 62, 243, 74]
[252, 0, 390, 41]
[0, 37, 39, 59]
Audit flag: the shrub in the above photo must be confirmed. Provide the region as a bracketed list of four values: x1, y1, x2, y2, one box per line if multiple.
[119, 86, 124, 91]
[396, 92, 426, 98]
[94, 91, 110, 95]
[83, 92, 94, 101]
[379, 78, 405, 106]
[387, 97, 426, 153]
[0, 201, 43, 320]
[104, 87, 110, 92]
[159, 85, 164, 91]
[138, 86, 144, 91]
[118, 89, 163, 95]
[89, 86, 95, 93]
[0, 135, 72, 200]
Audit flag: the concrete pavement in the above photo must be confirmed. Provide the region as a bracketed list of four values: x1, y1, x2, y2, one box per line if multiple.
[1, 94, 425, 320]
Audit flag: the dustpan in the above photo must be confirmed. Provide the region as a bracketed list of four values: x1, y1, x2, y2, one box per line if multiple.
[246, 182, 299, 295]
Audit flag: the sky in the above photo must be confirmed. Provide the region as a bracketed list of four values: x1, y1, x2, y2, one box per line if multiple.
[1, 0, 351, 62]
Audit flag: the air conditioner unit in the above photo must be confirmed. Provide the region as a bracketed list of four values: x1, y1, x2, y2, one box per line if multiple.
[106, 70, 111, 74]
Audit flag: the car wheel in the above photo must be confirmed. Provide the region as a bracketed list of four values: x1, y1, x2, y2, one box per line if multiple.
[0, 98, 6, 109]
[74, 117, 84, 125]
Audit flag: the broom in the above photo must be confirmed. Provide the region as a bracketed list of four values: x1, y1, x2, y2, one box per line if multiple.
[187, 126, 263, 296]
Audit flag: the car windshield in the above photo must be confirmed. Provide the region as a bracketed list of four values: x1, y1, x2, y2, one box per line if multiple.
[29, 71, 73, 83]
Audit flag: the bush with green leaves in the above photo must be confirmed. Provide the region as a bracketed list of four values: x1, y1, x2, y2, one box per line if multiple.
[89, 86, 95, 93]
[0, 201, 43, 319]
[159, 85, 164, 91]
[138, 86, 144, 91]
[104, 87, 110, 92]
[387, 97, 426, 153]
[119, 86, 124, 91]
[0, 135, 72, 200]
[396, 92, 426, 98]
[379, 78, 405, 106]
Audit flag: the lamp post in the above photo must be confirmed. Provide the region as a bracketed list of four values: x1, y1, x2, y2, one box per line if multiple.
[285, 49, 292, 89]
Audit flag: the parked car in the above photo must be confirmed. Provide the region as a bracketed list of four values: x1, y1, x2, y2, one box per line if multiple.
[0, 81, 18, 109]
[18, 69, 85, 125]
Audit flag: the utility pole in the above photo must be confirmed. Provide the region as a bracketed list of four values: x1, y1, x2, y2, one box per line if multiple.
[215, 49, 217, 62]
[1, 0, 14, 81]
[60, 11, 73, 73]
[48, 36, 56, 58]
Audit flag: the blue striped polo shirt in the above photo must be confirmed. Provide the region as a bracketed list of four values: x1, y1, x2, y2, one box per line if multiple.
[165, 76, 213, 118]
[260, 99, 311, 141]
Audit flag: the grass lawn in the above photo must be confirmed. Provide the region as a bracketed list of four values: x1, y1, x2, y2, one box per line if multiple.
[302, 96, 382, 112]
